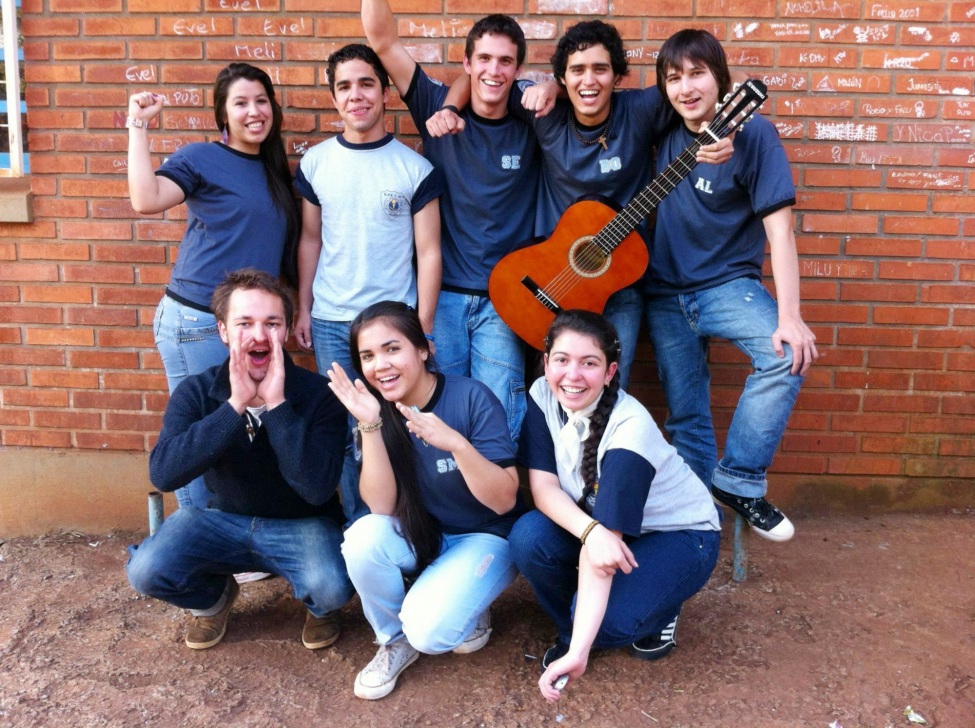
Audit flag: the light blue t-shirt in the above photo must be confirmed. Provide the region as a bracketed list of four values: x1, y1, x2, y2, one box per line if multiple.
[295, 133, 443, 321]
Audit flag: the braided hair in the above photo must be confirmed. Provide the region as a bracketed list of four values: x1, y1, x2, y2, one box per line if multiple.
[544, 310, 622, 504]
[349, 301, 442, 572]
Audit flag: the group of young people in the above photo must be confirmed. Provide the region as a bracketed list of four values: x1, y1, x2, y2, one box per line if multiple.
[123, 2, 818, 704]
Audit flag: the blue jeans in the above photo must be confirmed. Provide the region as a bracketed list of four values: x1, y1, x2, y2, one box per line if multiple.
[645, 277, 804, 499]
[603, 287, 642, 392]
[509, 509, 719, 648]
[309, 317, 368, 524]
[126, 507, 353, 616]
[341, 514, 518, 653]
[153, 295, 228, 509]
[433, 291, 526, 442]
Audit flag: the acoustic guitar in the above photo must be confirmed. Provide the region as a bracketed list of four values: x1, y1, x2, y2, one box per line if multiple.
[489, 79, 769, 349]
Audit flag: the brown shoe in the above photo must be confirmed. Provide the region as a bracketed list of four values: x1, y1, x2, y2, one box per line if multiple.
[185, 579, 240, 650]
[302, 610, 341, 650]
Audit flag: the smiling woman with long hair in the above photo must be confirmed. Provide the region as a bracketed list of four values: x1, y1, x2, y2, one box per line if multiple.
[326, 301, 523, 701]
[510, 310, 721, 702]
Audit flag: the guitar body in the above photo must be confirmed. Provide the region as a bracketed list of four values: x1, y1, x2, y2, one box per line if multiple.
[489, 198, 648, 350]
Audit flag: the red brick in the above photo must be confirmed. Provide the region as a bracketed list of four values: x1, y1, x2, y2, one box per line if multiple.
[97, 330, 157, 349]
[872, 306, 950, 326]
[867, 350, 943, 370]
[780, 433, 857, 453]
[96, 287, 165, 306]
[65, 308, 139, 327]
[834, 371, 910, 390]
[30, 370, 99, 389]
[911, 415, 975, 435]
[4, 430, 73, 448]
[862, 435, 936, 455]
[827, 456, 901, 476]
[864, 394, 939, 414]
[63, 265, 135, 284]
[73, 391, 144, 410]
[75, 432, 147, 451]
[23, 286, 93, 304]
[34, 410, 103, 430]
[26, 328, 96, 347]
[69, 351, 141, 369]
[0, 409, 31, 426]
[0, 263, 59, 282]
[105, 412, 163, 431]
[82, 17, 157, 35]
[922, 285, 975, 305]
[905, 458, 975, 479]
[839, 282, 917, 303]
[129, 41, 205, 60]
[939, 439, 975, 458]
[52, 41, 126, 60]
[102, 372, 168, 391]
[19, 243, 90, 261]
[878, 261, 954, 281]
[836, 327, 913, 347]
[844, 237, 922, 257]
[0, 370, 28, 386]
[0, 349, 66, 366]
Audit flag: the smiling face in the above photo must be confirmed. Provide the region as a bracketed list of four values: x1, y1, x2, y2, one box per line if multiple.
[355, 319, 434, 406]
[544, 330, 618, 412]
[222, 78, 273, 154]
[663, 57, 720, 133]
[463, 32, 521, 119]
[217, 288, 288, 383]
[332, 58, 389, 144]
[561, 44, 620, 126]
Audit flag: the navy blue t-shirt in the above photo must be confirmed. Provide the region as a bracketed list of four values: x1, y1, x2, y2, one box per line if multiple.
[156, 142, 287, 309]
[404, 66, 540, 293]
[646, 115, 796, 295]
[410, 374, 523, 537]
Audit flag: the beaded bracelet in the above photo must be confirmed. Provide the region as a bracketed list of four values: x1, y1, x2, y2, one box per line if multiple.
[357, 418, 383, 433]
[579, 519, 600, 545]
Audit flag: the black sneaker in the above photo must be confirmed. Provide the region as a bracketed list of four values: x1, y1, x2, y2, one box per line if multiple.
[540, 641, 569, 671]
[711, 485, 795, 542]
[630, 610, 680, 661]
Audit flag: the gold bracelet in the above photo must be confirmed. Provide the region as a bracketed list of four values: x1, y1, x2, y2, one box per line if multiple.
[580, 519, 600, 545]
[357, 418, 383, 433]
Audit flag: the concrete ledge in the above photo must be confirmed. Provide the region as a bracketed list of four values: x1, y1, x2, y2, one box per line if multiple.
[0, 177, 33, 223]
[0, 448, 172, 537]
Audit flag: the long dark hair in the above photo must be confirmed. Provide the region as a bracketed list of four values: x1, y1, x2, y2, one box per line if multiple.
[544, 310, 622, 497]
[349, 301, 442, 571]
[213, 62, 299, 288]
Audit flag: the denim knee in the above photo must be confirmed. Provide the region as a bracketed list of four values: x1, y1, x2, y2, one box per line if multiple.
[125, 543, 160, 598]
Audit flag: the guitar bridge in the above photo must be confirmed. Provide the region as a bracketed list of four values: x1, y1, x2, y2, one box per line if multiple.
[521, 276, 562, 314]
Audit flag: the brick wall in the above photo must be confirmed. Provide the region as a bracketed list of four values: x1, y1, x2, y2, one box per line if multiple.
[2, 0, 974, 521]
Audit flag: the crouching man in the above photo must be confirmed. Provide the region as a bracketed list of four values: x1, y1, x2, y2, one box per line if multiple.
[127, 268, 354, 650]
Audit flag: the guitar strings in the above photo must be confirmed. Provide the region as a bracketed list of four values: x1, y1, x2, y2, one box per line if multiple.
[536, 97, 751, 305]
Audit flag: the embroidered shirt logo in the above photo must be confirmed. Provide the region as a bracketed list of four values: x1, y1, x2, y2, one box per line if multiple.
[502, 155, 521, 170]
[382, 191, 409, 219]
[437, 457, 458, 474]
[694, 177, 714, 194]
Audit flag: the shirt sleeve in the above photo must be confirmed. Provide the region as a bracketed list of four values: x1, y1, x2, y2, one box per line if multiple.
[517, 395, 557, 474]
[154, 145, 199, 199]
[592, 448, 655, 537]
[465, 383, 516, 468]
[412, 164, 445, 213]
[294, 162, 320, 206]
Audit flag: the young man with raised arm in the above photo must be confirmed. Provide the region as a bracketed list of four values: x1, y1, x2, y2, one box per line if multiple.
[361, 1, 542, 441]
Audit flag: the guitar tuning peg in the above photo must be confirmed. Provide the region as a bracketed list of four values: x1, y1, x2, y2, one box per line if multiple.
[715, 92, 733, 113]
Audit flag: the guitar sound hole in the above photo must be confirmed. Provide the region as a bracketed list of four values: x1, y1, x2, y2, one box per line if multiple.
[568, 237, 611, 278]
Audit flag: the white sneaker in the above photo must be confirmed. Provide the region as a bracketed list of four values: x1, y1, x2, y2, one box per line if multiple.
[233, 571, 273, 584]
[353, 641, 419, 700]
[453, 609, 492, 654]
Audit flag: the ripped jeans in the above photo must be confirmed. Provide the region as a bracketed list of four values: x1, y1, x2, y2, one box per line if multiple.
[341, 514, 517, 654]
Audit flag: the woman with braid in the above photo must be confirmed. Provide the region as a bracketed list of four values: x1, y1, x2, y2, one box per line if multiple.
[509, 310, 721, 702]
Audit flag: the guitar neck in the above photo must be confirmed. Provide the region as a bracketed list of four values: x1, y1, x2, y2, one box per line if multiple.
[596, 134, 707, 251]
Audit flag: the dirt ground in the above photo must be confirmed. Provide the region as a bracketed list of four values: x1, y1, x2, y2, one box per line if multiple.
[1, 512, 972, 728]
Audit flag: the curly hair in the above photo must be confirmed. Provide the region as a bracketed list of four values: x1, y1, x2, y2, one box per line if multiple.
[550, 20, 629, 88]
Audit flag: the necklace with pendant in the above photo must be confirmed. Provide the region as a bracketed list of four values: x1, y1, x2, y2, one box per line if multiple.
[570, 99, 614, 151]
